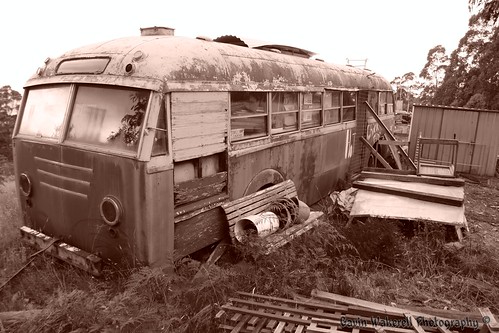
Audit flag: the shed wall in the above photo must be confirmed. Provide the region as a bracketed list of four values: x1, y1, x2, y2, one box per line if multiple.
[409, 105, 499, 176]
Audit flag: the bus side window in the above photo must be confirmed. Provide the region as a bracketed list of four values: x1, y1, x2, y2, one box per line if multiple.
[324, 91, 341, 125]
[301, 92, 322, 128]
[387, 92, 394, 114]
[271, 92, 298, 134]
[380, 92, 387, 115]
[342, 91, 357, 122]
[367, 91, 378, 118]
[230, 92, 268, 141]
[151, 101, 167, 156]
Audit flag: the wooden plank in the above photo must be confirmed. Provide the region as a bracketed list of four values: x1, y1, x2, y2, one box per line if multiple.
[236, 291, 349, 313]
[229, 297, 342, 322]
[222, 180, 295, 211]
[173, 207, 229, 260]
[264, 212, 323, 253]
[222, 180, 296, 215]
[174, 143, 227, 162]
[172, 122, 227, 139]
[418, 138, 459, 145]
[360, 136, 393, 169]
[378, 140, 410, 145]
[359, 171, 465, 187]
[172, 113, 227, 124]
[362, 167, 417, 175]
[172, 133, 226, 150]
[171, 91, 228, 104]
[174, 193, 228, 220]
[221, 305, 311, 325]
[352, 180, 463, 207]
[175, 172, 227, 191]
[224, 185, 296, 214]
[407, 315, 428, 333]
[311, 290, 454, 322]
[174, 172, 227, 206]
[365, 101, 417, 170]
[224, 187, 297, 218]
[225, 187, 297, 222]
[479, 308, 499, 332]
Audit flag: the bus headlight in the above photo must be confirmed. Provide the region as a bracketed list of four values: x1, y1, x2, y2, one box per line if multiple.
[19, 173, 32, 197]
[100, 196, 122, 226]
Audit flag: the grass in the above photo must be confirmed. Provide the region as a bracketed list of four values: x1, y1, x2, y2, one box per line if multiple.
[1, 162, 499, 332]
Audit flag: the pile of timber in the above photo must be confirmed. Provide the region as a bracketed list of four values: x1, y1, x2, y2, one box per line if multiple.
[216, 289, 498, 333]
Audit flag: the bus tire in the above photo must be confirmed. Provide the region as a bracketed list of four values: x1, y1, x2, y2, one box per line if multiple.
[243, 169, 285, 195]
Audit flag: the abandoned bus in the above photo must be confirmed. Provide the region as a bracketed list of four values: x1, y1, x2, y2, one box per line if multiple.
[13, 27, 395, 274]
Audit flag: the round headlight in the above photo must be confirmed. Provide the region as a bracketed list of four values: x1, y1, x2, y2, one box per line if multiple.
[19, 173, 32, 197]
[100, 196, 122, 226]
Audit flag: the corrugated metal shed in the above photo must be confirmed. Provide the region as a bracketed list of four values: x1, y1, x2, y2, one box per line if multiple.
[409, 105, 499, 176]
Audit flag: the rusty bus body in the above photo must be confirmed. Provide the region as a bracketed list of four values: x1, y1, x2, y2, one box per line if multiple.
[13, 27, 395, 273]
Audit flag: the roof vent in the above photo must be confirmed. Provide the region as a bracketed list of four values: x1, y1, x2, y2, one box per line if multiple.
[140, 26, 174, 36]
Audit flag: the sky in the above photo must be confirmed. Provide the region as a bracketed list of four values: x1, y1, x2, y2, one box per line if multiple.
[1, 0, 471, 93]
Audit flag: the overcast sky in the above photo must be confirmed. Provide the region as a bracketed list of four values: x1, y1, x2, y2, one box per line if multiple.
[1, 0, 471, 93]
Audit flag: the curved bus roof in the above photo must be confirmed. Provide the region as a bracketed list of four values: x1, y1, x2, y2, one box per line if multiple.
[25, 33, 393, 93]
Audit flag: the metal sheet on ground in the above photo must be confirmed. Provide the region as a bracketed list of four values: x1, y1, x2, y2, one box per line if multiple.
[350, 178, 466, 226]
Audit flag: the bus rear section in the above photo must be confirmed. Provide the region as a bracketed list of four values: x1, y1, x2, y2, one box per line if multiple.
[13, 84, 174, 274]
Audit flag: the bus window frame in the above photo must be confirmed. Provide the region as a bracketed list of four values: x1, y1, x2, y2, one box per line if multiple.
[14, 84, 75, 143]
[61, 85, 154, 160]
[270, 92, 300, 135]
[15, 83, 163, 161]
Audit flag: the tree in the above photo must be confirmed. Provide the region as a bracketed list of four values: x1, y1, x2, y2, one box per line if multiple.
[469, 0, 499, 23]
[418, 45, 449, 104]
[0, 85, 21, 161]
[390, 72, 421, 111]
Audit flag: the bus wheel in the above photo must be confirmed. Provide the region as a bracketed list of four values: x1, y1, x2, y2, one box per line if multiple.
[243, 169, 285, 195]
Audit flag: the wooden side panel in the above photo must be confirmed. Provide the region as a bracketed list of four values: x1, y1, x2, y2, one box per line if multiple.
[174, 171, 227, 206]
[173, 207, 229, 260]
[171, 92, 228, 161]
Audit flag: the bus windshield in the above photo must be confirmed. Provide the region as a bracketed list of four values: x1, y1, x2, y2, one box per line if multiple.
[66, 86, 150, 154]
[18, 85, 71, 140]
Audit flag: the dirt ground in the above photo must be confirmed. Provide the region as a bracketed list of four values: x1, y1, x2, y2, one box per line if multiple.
[463, 175, 499, 254]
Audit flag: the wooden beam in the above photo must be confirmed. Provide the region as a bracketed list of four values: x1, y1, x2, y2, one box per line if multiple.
[365, 102, 417, 170]
[362, 167, 417, 175]
[311, 290, 456, 323]
[378, 140, 409, 146]
[360, 171, 465, 187]
[360, 136, 393, 169]
[352, 180, 464, 207]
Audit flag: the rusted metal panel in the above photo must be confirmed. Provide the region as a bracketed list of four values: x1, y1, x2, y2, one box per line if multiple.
[14, 139, 174, 266]
[229, 129, 351, 205]
[411, 105, 499, 176]
[25, 36, 392, 93]
[171, 92, 228, 161]
[472, 112, 499, 175]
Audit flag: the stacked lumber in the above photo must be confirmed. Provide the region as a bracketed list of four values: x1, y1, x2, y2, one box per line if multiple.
[216, 289, 496, 333]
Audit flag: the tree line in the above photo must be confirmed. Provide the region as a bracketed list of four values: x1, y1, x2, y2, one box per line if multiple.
[392, 0, 499, 111]
[0, 85, 20, 161]
[1, 1, 498, 163]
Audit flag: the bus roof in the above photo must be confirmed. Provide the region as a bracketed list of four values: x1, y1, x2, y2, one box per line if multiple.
[25, 34, 393, 92]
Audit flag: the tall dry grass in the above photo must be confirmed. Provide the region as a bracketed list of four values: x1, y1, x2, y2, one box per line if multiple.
[0, 166, 498, 332]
